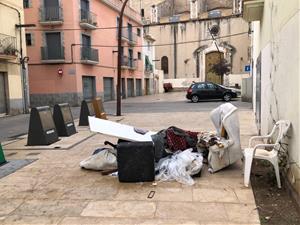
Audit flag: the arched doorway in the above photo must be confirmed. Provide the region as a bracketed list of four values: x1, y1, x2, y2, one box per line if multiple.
[205, 51, 224, 84]
[161, 56, 169, 79]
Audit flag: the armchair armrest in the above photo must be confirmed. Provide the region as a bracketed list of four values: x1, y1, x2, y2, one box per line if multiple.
[248, 135, 271, 148]
[209, 139, 234, 153]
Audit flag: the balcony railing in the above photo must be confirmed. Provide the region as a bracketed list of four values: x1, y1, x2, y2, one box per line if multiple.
[41, 46, 65, 62]
[81, 47, 99, 64]
[0, 33, 17, 59]
[79, 9, 97, 29]
[40, 6, 63, 24]
[121, 56, 137, 69]
[118, 28, 137, 45]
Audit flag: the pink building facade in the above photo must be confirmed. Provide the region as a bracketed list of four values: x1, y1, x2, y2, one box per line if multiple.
[24, 0, 143, 106]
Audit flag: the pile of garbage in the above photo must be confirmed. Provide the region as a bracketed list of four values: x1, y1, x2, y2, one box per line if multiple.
[80, 126, 206, 185]
[80, 103, 241, 185]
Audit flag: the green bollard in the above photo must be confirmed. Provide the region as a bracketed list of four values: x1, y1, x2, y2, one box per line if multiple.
[0, 143, 6, 165]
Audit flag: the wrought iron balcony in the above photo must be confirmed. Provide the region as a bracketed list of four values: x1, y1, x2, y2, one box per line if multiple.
[118, 28, 137, 45]
[0, 33, 17, 60]
[121, 56, 137, 69]
[79, 9, 98, 29]
[40, 6, 63, 25]
[41, 46, 65, 63]
[81, 47, 99, 64]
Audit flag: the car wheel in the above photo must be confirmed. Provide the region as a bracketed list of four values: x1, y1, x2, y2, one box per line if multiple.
[223, 93, 232, 102]
[191, 95, 199, 103]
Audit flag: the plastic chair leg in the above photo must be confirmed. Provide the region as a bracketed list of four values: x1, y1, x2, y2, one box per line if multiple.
[272, 158, 281, 188]
[243, 150, 254, 187]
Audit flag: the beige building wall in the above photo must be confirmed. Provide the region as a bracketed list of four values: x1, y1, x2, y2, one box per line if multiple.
[250, 0, 300, 197]
[131, 0, 249, 83]
[147, 16, 249, 80]
[0, 0, 26, 115]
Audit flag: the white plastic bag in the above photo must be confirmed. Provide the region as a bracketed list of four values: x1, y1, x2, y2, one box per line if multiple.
[155, 149, 203, 185]
[80, 148, 117, 171]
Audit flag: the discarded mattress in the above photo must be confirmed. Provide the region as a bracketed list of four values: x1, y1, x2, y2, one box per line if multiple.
[88, 117, 156, 142]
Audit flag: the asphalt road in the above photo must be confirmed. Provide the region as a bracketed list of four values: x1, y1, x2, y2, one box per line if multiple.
[0, 92, 252, 142]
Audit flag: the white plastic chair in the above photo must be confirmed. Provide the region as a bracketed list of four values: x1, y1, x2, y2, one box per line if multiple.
[243, 120, 290, 188]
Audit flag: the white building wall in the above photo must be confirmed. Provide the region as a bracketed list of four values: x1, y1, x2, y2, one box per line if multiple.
[143, 35, 159, 94]
[251, 0, 300, 195]
[251, 21, 261, 112]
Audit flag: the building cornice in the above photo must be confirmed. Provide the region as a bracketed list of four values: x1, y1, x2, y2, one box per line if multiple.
[100, 0, 142, 25]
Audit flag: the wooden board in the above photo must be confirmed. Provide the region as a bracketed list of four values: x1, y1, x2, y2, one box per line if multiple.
[88, 117, 156, 142]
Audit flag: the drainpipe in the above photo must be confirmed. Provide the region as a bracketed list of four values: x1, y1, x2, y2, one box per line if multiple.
[173, 25, 177, 79]
[0, 2, 29, 114]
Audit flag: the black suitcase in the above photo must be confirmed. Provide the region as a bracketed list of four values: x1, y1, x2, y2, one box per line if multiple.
[116, 141, 155, 183]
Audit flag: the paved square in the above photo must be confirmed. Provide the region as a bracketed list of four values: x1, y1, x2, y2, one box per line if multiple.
[0, 93, 260, 225]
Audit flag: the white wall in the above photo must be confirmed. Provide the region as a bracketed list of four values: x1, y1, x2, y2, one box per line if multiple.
[142, 35, 156, 95]
[142, 39, 156, 71]
[154, 69, 164, 94]
[251, 21, 261, 112]
[163, 78, 202, 88]
[224, 73, 251, 88]
[251, 0, 300, 194]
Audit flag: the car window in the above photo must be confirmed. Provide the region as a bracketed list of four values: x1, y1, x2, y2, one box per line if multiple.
[197, 83, 206, 89]
[190, 84, 195, 89]
[218, 84, 227, 89]
[207, 83, 217, 90]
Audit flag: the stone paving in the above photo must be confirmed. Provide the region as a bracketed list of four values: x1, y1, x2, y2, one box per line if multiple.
[0, 93, 260, 225]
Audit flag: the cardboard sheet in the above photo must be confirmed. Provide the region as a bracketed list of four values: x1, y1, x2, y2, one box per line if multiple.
[88, 117, 156, 142]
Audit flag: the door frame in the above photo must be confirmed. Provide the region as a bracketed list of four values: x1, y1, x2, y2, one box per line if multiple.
[82, 75, 96, 100]
[0, 72, 9, 115]
[121, 78, 126, 99]
[205, 51, 224, 84]
[103, 77, 114, 101]
[144, 78, 150, 95]
[127, 78, 134, 97]
[136, 79, 142, 96]
[196, 44, 229, 82]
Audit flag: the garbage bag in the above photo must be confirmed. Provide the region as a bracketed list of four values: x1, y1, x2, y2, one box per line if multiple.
[80, 148, 117, 171]
[155, 149, 203, 185]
